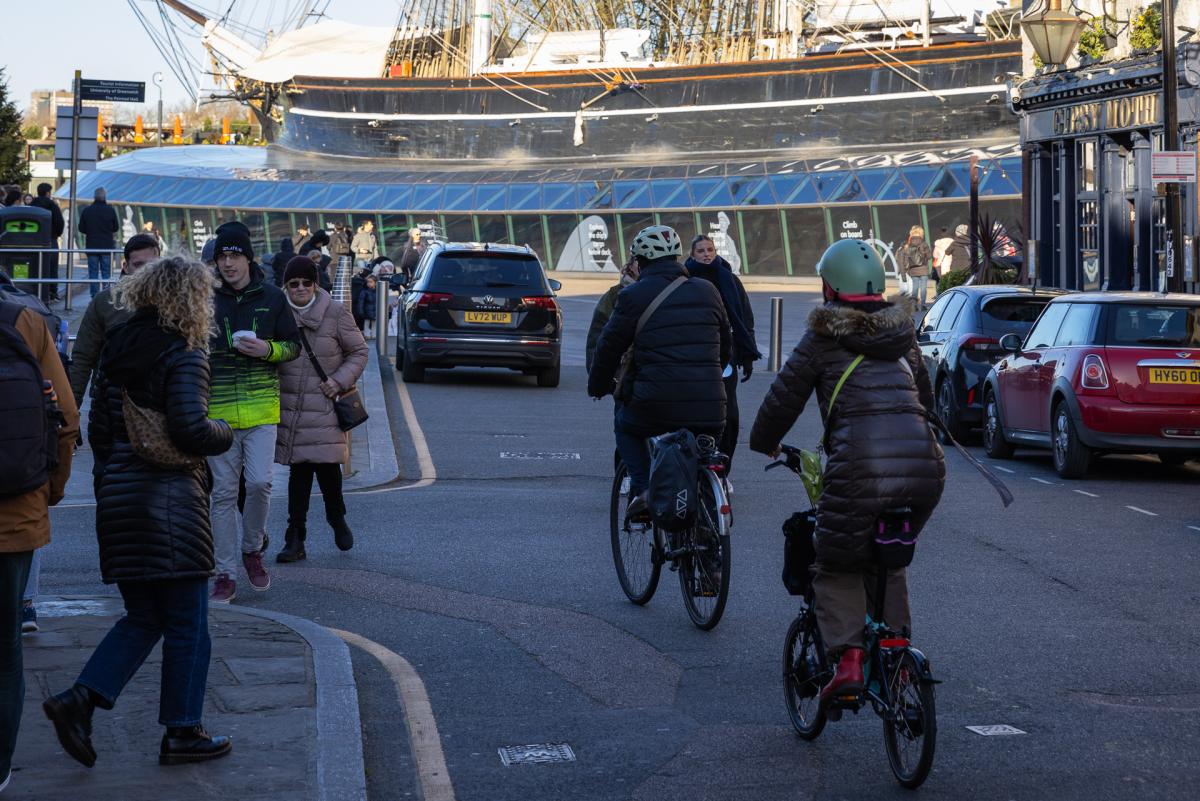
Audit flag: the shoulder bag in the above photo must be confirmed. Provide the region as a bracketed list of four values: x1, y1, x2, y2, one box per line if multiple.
[123, 389, 204, 471]
[613, 276, 687, 401]
[298, 328, 369, 432]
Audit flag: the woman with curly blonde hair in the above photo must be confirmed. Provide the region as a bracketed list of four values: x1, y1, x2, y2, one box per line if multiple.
[44, 255, 238, 768]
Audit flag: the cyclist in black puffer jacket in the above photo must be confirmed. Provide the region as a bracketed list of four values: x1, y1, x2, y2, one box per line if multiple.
[44, 256, 237, 770]
[588, 225, 730, 515]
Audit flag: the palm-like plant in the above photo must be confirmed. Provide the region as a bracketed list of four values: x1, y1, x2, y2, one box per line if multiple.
[954, 213, 1024, 285]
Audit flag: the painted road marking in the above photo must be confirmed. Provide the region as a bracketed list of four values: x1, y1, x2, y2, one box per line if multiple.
[1074, 490, 1099, 498]
[1188, 526, 1200, 533]
[991, 465, 1016, 474]
[500, 451, 582, 460]
[966, 724, 1027, 736]
[1126, 506, 1158, 517]
[335, 629, 456, 801]
[1030, 477, 1055, 485]
[498, 743, 576, 766]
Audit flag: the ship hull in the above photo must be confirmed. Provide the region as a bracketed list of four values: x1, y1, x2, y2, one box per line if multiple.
[279, 40, 1020, 161]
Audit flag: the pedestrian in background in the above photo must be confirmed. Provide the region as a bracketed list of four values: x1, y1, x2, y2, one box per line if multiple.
[275, 257, 367, 563]
[78, 188, 120, 299]
[351, 219, 378, 269]
[291, 223, 311, 253]
[356, 274, 378, 339]
[29, 184, 65, 303]
[397, 227, 424, 285]
[140, 220, 165, 251]
[1, 187, 20, 206]
[329, 222, 351, 265]
[43, 256, 235, 768]
[0, 298, 78, 794]
[586, 251, 638, 375]
[897, 225, 932, 311]
[271, 237, 295, 288]
[207, 228, 300, 603]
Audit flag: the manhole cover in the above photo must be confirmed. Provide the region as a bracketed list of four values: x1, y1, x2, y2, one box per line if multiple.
[966, 724, 1027, 736]
[498, 743, 576, 766]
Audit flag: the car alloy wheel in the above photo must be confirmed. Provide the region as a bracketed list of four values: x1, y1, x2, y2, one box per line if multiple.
[983, 393, 1013, 459]
[1053, 409, 1069, 469]
[1051, 403, 1090, 479]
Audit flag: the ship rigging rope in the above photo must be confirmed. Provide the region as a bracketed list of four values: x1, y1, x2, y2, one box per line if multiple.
[479, 75, 551, 112]
[827, 21, 943, 100]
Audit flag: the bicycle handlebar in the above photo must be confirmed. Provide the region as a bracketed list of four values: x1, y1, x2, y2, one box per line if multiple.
[764, 443, 807, 475]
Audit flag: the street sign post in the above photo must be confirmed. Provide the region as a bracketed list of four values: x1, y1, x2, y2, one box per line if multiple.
[79, 79, 145, 103]
[1151, 151, 1196, 183]
[53, 107, 98, 170]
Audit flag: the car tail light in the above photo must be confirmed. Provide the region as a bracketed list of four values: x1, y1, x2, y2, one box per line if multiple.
[416, 292, 452, 309]
[1081, 353, 1109, 389]
[958, 335, 999, 351]
[522, 295, 558, 311]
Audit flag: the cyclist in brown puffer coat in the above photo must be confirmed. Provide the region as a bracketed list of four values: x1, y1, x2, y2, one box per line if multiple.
[750, 239, 944, 705]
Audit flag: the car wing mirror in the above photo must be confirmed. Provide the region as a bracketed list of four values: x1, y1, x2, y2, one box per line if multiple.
[998, 333, 1023, 354]
[548, 278, 562, 293]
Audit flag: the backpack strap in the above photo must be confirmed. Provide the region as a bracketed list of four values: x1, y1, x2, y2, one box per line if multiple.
[827, 354, 863, 416]
[635, 276, 687, 337]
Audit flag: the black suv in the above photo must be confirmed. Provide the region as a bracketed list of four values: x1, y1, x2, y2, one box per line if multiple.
[917, 285, 1065, 441]
[396, 242, 563, 387]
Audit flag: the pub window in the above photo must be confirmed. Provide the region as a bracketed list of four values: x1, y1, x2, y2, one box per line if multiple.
[1151, 196, 1167, 272]
[1078, 200, 1100, 251]
[1077, 139, 1097, 192]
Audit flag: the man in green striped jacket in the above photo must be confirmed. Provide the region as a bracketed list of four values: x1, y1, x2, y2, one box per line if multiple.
[206, 226, 300, 603]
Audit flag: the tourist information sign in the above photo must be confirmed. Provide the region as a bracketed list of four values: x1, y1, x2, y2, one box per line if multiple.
[79, 79, 145, 103]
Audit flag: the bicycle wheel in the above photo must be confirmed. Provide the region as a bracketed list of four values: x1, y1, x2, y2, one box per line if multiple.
[882, 649, 937, 789]
[782, 608, 828, 740]
[610, 462, 661, 605]
[678, 471, 731, 630]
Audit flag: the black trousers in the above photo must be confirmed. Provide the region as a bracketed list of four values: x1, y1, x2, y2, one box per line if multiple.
[720, 371, 740, 474]
[38, 251, 60, 302]
[287, 463, 347, 528]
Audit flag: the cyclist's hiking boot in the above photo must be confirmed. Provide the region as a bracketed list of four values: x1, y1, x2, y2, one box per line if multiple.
[625, 491, 651, 524]
[694, 537, 723, 597]
[276, 524, 307, 563]
[820, 647, 865, 708]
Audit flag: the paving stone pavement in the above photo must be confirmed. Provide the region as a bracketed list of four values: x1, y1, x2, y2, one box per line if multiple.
[7, 598, 318, 800]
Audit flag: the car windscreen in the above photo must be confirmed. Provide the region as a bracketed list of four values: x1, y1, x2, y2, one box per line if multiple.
[979, 297, 1053, 335]
[1105, 304, 1200, 347]
[428, 254, 545, 290]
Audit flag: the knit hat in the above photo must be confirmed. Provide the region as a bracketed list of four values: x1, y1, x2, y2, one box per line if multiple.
[283, 255, 319, 285]
[200, 237, 217, 264]
[214, 227, 254, 262]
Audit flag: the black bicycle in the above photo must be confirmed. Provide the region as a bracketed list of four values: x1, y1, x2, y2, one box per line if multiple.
[771, 446, 938, 789]
[609, 433, 732, 630]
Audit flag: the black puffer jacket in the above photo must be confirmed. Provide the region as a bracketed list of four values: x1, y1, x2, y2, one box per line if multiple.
[750, 300, 945, 568]
[588, 258, 731, 433]
[684, 255, 760, 367]
[90, 309, 234, 583]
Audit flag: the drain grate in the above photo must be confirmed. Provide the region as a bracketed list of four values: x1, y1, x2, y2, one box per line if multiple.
[498, 743, 576, 766]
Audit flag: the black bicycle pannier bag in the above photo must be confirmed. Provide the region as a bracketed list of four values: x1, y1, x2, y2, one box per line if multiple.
[647, 429, 700, 532]
[782, 510, 817, 595]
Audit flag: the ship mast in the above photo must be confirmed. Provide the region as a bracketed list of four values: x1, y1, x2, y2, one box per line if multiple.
[470, 0, 494, 74]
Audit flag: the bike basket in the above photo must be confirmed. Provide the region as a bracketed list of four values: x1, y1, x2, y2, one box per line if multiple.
[874, 517, 916, 569]
[782, 510, 818, 596]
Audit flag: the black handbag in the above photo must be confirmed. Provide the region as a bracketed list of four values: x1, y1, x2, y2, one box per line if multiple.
[781, 510, 818, 596]
[297, 328, 369, 432]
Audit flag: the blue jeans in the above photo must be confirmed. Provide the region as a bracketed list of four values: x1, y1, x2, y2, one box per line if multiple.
[909, 275, 929, 309]
[615, 429, 653, 496]
[22, 548, 39, 603]
[77, 579, 211, 727]
[86, 253, 111, 298]
[0, 551, 33, 778]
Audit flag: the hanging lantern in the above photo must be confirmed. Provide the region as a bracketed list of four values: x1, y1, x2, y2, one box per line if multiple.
[1022, 0, 1087, 66]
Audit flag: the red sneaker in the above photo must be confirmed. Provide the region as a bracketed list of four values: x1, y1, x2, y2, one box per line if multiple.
[820, 647, 865, 705]
[242, 552, 271, 591]
[210, 574, 236, 604]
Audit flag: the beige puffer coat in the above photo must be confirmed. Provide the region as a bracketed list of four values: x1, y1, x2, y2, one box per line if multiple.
[276, 289, 368, 466]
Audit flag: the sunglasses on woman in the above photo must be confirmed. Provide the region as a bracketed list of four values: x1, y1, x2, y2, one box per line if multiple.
[286, 279, 314, 289]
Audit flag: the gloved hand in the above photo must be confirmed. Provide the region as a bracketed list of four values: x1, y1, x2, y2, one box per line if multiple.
[740, 361, 753, 383]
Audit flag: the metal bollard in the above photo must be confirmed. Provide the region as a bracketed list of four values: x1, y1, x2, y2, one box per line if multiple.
[768, 296, 784, 373]
[375, 274, 390, 360]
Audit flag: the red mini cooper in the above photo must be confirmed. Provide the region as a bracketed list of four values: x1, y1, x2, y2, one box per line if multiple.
[982, 292, 1200, 478]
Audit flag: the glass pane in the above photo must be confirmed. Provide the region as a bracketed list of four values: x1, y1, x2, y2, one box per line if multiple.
[325, 183, 356, 209]
[696, 210, 744, 273]
[542, 183, 577, 210]
[545, 214, 581, 270]
[442, 214, 474, 242]
[1054, 303, 1099, 346]
[507, 184, 541, 211]
[510, 215, 548, 264]
[875, 205, 926, 275]
[1077, 139, 1097, 192]
[812, 172, 849, 201]
[266, 212, 294, 256]
[352, 185, 384, 210]
[877, 171, 917, 201]
[379, 214, 410, 257]
[410, 184, 443, 211]
[614, 181, 649, 208]
[476, 214, 509, 244]
[650, 179, 688, 208]
[925, 203, 970, 250]
[187, 209, 214, 256]
[161, 208, 190, 254]
[925, 168, 964, 199]
[783, 208, 830, 276]
[768, 172, 805, 203]
[269, 182, 307, 210]
[442, 184, 475, 212]
[1026, 302, 1069, 348]
[693, 178, 734, 207]
[828, 176, 867, 203]
[736, 177, 776, 206]
[739, 210, 787, 276]
[234, 210, 267, 257]
[475, 185, 507, 212]
[552, 213, 617, 271]
[578, 181, 614, 210]
[379, 185, 412, 211]
[828, 205, 874, 244]
[899, 165, 940, 198]
[856, 168, 891, 200]
[619, 213, 655, 261]
[656, 211, 698, 246]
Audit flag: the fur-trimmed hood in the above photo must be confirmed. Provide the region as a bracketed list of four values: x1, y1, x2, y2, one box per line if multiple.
[807, 298, 916, 361]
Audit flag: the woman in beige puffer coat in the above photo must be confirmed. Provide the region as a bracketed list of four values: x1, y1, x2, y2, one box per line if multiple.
[274, 257, 368, 563]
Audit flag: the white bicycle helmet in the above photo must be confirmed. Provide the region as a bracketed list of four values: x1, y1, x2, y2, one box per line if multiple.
[630, 225, 682, 261]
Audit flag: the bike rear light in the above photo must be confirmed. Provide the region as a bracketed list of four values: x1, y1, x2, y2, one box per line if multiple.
[720, 504, 731, 514]
[521, 295, 558, 311]
[416, 292, 452, 309]
[1081, 353, 1109, 389]
[958, 335, 999, 351]
[966, 387, 976, 406]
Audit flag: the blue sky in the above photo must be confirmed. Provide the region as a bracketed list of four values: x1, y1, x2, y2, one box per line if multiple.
[6, 0, 398, 114]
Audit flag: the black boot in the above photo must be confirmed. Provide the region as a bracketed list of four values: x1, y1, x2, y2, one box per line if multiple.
[276, 524, 306, 563]
[43, 684, 98, 767]
[160, 725, 232, 765]
[331, 516, 354, 551]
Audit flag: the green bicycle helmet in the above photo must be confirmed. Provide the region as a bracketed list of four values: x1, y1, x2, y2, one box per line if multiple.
[815, 239, 886, 296]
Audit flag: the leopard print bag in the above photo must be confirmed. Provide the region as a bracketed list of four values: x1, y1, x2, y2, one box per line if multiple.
[122, 389, 204, 471]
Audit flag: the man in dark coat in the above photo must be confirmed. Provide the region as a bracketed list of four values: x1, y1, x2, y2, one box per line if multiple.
[750, 239, 944, 706]
[77, 188, 119, 299]
[589, 225, 730, 516]
[29, 183, 65, 302]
